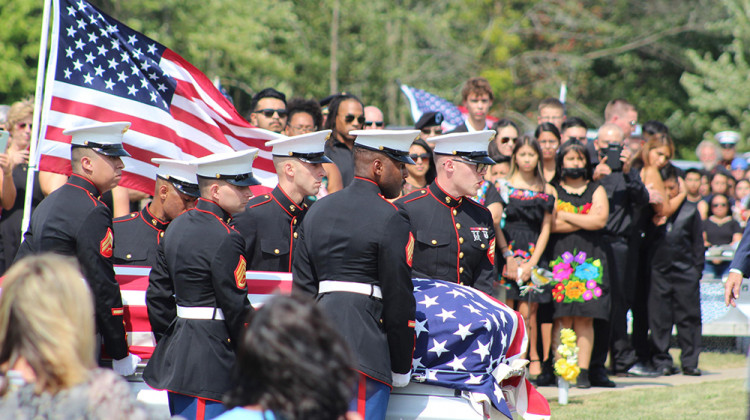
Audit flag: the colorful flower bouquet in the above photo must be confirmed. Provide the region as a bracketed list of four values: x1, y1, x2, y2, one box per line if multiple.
[554, 328, 579, 405]
[549, 250, 603, 303]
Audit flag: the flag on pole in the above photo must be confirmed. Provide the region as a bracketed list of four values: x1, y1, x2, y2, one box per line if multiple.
[38, 0, 280, 195]
[400, 84, 499, 132]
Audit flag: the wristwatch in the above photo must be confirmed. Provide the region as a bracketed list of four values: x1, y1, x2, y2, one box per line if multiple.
[502, 250, 514, 258]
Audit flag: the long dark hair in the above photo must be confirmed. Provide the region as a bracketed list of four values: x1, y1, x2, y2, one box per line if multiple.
[411, 137, 436, 184]
[552, 140, 592, 184]
[224, 295, 356, 419]
[534, 122, 561, 142]
[508, 135, 545, 186]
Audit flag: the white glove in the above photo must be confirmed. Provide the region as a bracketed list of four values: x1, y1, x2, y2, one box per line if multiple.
[112, 353, 141, 376]
[391, 370, 412, 388]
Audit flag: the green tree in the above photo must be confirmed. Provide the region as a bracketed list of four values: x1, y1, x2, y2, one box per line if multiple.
[0, 1, 44, 104]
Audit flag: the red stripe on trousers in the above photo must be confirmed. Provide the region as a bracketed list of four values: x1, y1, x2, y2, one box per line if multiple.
[196, 398, 206, 420]
[357, 373, 367, 416]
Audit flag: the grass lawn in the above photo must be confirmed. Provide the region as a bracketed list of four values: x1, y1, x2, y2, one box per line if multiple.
[547, 351, 748, 419]
[549, 379, 745, 419]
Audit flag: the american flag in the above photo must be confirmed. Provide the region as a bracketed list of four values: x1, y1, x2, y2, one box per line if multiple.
[400, 84, 499, 132]
[38, 0, 280, 195]
[411, 278, 550, 419]
[113, 265, 292, 360]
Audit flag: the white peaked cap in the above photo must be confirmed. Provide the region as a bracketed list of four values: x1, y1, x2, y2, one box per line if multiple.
[265, 130, 333, 163]
[193, 148, 260, 186]
[151, 158, 198, 185]
[430, 131, 497, 164]
[351, 129, 420, 164]
[63, 121, 132, 157]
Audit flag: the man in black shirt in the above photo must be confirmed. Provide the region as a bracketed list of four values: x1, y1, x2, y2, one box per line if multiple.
[323, 94, 365, 187]
[590, 123, 654, 385]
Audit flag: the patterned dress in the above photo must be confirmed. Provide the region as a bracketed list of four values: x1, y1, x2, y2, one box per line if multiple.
[547, 181, 610, 320]
[502, 186, 555, 302]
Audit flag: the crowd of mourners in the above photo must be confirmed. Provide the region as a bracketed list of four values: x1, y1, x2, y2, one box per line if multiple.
[0, 74, 746, 419]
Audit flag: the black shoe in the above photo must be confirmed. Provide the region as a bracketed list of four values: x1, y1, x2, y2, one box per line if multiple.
[682, 367, 702, 376]
[657, 365, 680, 376]
[626, 362, 661, 377]
[589, 371, 616, 388]
[576, 368, 591, 389]
[535, 359, 555, 386]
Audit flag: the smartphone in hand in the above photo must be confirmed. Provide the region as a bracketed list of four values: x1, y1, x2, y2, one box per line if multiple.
[606, 143, 623, 172]
[0, 130, 9, 154]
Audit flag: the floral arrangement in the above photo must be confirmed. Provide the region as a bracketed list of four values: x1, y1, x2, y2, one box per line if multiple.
[549, 250, 603, 303]
[556, 200, 592, 214]
[554, 328, 580, 382]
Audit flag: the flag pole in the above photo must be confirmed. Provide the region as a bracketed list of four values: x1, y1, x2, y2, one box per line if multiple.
[21, 0, 54, 240]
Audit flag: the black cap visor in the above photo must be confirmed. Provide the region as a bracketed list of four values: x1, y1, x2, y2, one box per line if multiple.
[159, 175, 200, 198]
[284, 152, 333, 164]
[73, 142, 131, 157]
[355, 143, 416, 165]
[438, 151, 495, 166]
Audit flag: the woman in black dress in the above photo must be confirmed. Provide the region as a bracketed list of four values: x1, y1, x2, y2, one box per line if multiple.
[548, 140, 610, 388]
[501, 136, 555, 376]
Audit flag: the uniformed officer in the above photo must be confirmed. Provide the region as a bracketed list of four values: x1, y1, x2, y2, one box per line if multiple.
[232, 130, 331, 272]
[144, 149, 257, 419]
[113, 158, 199, 267]
[293, 130, 417, 420]
[396, 131, 497, 294]
[15, 121, 140, 376]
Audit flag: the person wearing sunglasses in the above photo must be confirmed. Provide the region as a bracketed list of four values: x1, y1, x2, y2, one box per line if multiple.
[402, 138, 436, 196]
[364, 105, 385, 130]
[604, 99, 638, 139]
[248, 87, 288, 134]
[232, 131, 331, 273]
[323, 94, 365, 187]
[293, 130, 418, 420]
[715, 130, 740, 172]
[0, 98, 43, 275]
[144, 149, 259, 419]
[397, 131, 497, 295]
[414, 111, 444, 148]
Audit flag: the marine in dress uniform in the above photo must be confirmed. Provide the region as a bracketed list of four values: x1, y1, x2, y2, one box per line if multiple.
[144, 149, 258, 420]
[396, 131, 497, 295]
[113, 159, 199, 267]
[15, 122, 140, 376]
[293, 130, 418, 420]
[232, 131, 331, 272]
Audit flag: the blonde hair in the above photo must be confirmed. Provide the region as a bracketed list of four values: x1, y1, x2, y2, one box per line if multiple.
[0, 255, 96, 394]
[6, 97, 34, 130]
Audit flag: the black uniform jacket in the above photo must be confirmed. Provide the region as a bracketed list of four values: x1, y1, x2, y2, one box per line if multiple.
[143, 198, 252, 401]
[293, 177, 416, 386]
[231, 185, 307, 272]
[16, 174, 128, 360]
[651, 200, 704, 276]
[113, 205, 169, 267]
[396, 182, 496, 295]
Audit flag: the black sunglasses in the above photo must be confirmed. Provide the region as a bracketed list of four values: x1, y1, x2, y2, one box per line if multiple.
[421, 127, 443, 135]
[254, 108, 288, 118]
[451, 158, 489, 173]
[344, 114, 366, 124]
[409, 153, 430, 160]
[365, 121, 384, 127]
[567, 136, 587, 142]
[499, 136, 517, 144]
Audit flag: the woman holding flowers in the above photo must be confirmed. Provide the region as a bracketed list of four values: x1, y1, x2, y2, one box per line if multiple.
[501, 135, 555, 378]
[548, 140, 610, 388]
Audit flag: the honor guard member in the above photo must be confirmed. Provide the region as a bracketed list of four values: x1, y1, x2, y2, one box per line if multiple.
[293, 130, 417, 420]
[15, 121, 140, 376]
[232, 130, 331, 272]
[113, 158, 199, 267]
[144, 149, 257, 419]
[396, 131, 497, 295]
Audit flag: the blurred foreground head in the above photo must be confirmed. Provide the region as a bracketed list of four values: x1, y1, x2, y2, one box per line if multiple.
[0, 255, 95, 394]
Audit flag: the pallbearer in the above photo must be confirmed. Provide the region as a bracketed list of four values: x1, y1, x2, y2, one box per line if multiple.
[232, 130, 331, 272]
[15, 121, 140, 376]
[144, 149, 257, 420]
[397, 131, 497, 294]
[113, 158, 199, 266]
[293, 130, 417, 420]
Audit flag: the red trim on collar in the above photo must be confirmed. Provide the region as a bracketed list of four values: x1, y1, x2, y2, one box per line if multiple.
[354, 176, 379, 187]
[68, 174, 102, 195]
[278, 185, 304, 211]
[434, 181, 461, 202]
